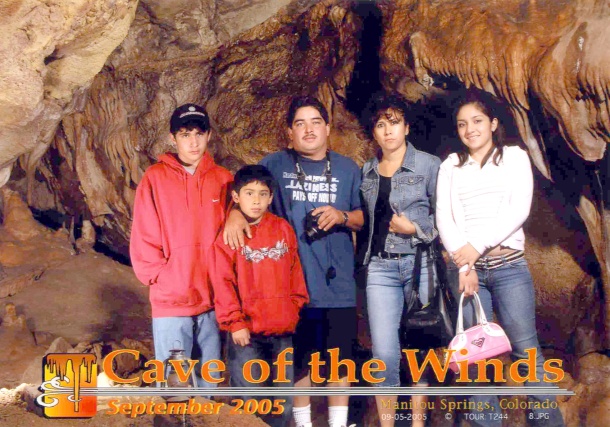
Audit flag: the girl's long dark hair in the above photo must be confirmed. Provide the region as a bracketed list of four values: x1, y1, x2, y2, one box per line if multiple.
[454, 91, 506, 167]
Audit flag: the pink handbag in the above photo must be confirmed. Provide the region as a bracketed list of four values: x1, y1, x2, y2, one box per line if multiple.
[447, 292, 512, 373]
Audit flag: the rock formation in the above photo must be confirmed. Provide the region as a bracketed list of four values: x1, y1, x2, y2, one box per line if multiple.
[378, 0, 610, 347]
[0, 0, 139, 207]
[0, 4, 609, 420]
[11, 0, 370, 254]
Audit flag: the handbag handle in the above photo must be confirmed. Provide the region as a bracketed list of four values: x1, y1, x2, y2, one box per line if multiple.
[412, 246, 423, 293]
[411, 245, 435, 300]
[455, 291, 489, 334]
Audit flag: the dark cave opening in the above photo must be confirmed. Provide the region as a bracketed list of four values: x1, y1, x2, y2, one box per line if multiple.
[345, 3, 466, 159]
[345, 1, 383, 119]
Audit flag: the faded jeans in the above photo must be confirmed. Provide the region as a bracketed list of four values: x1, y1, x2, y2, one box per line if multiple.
[152, 310, 221, 388]
[366, 254, 432, 387]
[228, 334, 294, 427]
[448, 258, 564, 427]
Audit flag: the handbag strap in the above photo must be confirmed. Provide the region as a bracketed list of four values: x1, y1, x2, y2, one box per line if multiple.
[411, 245, 435, 300]
[456, 291, 488, 334]
[411, 245, 423, 293]
[431, 242, 449, 292]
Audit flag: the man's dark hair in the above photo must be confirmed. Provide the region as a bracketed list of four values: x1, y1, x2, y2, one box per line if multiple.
[233, 165, 276, 195]
[286, 96, 329, 127]
[363, 92, 412, 135]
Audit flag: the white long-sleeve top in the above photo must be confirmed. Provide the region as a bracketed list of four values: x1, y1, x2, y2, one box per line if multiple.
[435, 145, 533, 264]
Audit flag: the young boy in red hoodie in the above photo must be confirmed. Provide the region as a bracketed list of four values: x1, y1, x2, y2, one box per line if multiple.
[211, 165, 309, 426]
[130, 104, 232, 388]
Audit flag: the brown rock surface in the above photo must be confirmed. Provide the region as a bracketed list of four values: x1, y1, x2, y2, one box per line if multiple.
[1, 2, 605, 317]
[0, 190, 73, 298]
[1, 188, 47, 241]
[0, 0, 139, 205]
[380, 0, 610, 168]
[0, 192, 152, 390]
[1, 1, 610, 424]
[575, 352, 610, 385]
[378, 0, 610, 347]
[29, 0, 372, 253]
[525, 185, 599, 352]
[0, 303, 45, 390]
[20, 337, 73, 386]
[558, 352, 610, 426]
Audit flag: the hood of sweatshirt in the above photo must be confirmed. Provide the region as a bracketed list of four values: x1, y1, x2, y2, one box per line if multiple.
[157, 152, 215, 175]
[157, 152, 217, 210]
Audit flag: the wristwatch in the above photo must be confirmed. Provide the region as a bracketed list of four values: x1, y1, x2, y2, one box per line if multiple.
[342, 211, 349, 226]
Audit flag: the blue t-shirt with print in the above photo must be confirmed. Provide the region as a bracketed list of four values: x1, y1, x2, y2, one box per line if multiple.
[259, 150, 362, 308]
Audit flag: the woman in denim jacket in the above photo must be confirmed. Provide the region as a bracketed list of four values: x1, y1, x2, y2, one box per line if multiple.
[360, 93, 440, 427]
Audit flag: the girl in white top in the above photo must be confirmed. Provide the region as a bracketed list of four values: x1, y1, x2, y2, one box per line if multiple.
[436, 92, 564, 427]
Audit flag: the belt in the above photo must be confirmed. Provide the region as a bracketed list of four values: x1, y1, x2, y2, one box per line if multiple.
[474, 250, 525, 270]
[377, 252, 411, 260]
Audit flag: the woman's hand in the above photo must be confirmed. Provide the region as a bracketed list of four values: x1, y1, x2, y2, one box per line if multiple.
[222, 209, 251, 250]
[389, 213, 416, 235]
[231, 328, 251, 346]
[459, 270, 479, 296]
[452, 243, 481, 272]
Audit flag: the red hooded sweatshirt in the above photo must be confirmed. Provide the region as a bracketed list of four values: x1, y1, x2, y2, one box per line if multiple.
[130, 152, 233, 318]
[211, 212, 309, 336]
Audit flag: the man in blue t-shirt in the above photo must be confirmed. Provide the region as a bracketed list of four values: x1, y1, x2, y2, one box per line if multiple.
[224, 96, 363, 427]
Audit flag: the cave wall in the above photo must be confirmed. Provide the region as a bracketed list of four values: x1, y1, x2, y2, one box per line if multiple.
[378, 0, 610, 348]
[379, 0, 610, 168]
[0, 1, 608, 351]
[28, 0, 371, 253]
[0, 0, 321, 201]
[0, 0, 139, 195]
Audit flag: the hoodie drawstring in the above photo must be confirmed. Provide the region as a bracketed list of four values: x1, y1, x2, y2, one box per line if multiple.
[199, 175, 204, 207]
[183, 175, 189, 211]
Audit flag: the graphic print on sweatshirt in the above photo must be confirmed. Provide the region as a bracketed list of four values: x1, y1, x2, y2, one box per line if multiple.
[241, 240, 289, 263]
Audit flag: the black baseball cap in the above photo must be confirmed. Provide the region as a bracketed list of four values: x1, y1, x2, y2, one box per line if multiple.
[170, 103, 210, 134]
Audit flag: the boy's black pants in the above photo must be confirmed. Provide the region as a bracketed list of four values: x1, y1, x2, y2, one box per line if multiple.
[228, 334, 294, 427]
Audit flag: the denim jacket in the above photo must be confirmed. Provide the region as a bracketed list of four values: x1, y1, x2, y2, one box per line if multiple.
[360, 142, 441, 265]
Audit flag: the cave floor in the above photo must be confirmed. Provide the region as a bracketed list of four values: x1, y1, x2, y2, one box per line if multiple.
[3, 250, 152, 348]
[0, 236, 375, 426]
[0, 225, 153, 387]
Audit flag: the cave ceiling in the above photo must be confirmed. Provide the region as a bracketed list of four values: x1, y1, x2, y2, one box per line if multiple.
[381, 0, 609, 179]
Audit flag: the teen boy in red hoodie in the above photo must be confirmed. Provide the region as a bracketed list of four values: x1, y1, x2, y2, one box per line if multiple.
[211, 165, 309, 426]
[130, 104, 232, 387]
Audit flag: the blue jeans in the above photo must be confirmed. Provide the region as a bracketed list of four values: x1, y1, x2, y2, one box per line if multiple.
[228, 334, 294, 427]
[366, 254, 431, 387]
[448, 259, 564, 427]
[152, 310, 221, 388]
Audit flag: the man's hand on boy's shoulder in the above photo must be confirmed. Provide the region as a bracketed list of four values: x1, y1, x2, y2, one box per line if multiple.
[223, 209, 251, 250]
[232, 328, 251, 346]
